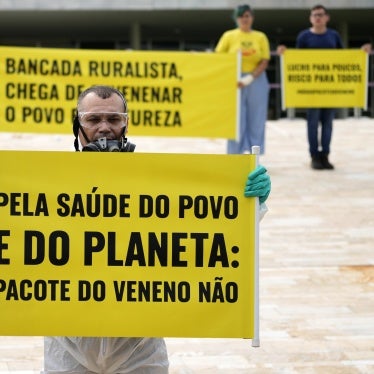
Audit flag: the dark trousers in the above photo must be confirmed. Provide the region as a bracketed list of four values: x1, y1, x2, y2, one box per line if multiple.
[306, 108, 335, 156]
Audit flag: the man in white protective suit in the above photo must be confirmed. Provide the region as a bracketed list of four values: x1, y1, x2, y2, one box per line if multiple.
[42, 85, 271, 373]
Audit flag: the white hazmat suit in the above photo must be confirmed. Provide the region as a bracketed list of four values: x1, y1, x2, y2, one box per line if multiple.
[43, 336, 168, 373]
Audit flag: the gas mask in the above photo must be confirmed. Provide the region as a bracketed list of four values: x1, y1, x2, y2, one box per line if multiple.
[82, 137, 136, 152]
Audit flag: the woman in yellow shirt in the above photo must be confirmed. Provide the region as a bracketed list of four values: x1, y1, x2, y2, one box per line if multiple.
[215, 4, 270, 154]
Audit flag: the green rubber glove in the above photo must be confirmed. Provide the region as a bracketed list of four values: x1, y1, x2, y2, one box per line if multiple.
[244, 165, 271, 203]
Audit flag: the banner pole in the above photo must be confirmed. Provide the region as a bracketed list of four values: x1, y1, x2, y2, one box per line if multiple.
[280, 54, 285, 111]
[364, 51, 369, 111]
[236, 50, 242, 141]
[251, 145, 260, 347]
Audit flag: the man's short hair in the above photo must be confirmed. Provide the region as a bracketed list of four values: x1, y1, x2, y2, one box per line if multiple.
[311, 4, 329, 14]
[77, 85, 127, 112]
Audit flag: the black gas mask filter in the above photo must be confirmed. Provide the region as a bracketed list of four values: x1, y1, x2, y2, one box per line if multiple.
[82, 136, 136, 152]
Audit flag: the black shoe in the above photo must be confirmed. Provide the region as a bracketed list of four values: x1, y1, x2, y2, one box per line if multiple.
[311, 154, 324, 170]
[320, 153, 334, 169]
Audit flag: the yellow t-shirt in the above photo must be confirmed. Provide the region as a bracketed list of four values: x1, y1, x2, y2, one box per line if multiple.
[215, 28, 270, 73]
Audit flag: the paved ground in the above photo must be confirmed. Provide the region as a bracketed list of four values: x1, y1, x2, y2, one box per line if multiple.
[0, 118, 373, 373]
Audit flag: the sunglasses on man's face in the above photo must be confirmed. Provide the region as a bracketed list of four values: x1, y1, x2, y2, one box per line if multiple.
[311, 12, 327, 18]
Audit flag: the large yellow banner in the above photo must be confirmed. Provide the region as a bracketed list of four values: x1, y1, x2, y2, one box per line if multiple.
[281, 49, 368, 108]
[0, 151, 257, 338]
[0, 46, 238, 138]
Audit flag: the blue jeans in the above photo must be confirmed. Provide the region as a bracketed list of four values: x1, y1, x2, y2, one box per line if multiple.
[306, 108, 335, 156]
[227, 72, 269, 154]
